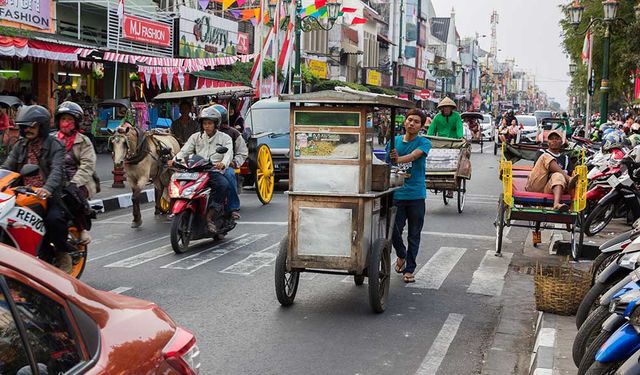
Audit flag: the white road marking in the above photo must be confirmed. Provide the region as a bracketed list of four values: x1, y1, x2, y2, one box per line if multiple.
[341, 254, 398, 283]
[89, 235, 170, 262]
[220, 243, 279, 275]
[408, 247, 467, 290]
[299, 273, 317, 280]
[108, 287, 132, 294]
[481, 143, 494, 153]
[236, 221, 288, 226]
[161, 233, 267, 270]
[467, 250, 513, 296]
[415, 313, 464, 375]
[420, 231, 498, 242]
[93, 221, 137, 225]
[95, 207, 154, 222]
[104, 244, 174, 268]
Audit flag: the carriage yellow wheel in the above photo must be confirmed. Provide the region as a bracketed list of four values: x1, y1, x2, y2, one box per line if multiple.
[255, 144, 274, 205]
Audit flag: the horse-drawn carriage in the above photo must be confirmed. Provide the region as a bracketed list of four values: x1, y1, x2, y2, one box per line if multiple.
[92, 99, 135, 154]
[153, 86, 275, 205]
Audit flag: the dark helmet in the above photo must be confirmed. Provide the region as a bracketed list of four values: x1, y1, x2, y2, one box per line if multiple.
[211, 104, 228, 126]
[55, 101, 84, 128]
[15, 105, 51, 138]
[197, 105, 221, 131]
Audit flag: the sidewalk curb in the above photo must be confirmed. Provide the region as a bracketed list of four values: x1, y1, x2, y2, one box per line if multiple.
[529, 311, 556, 375]
[89, 188, 155, 213]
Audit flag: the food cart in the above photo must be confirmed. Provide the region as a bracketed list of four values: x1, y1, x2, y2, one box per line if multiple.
[424, 136, 472, 213]
[274, 88, 414, 313]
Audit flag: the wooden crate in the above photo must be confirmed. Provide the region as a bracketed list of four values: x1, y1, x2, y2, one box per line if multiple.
[371, 164, 390, 191]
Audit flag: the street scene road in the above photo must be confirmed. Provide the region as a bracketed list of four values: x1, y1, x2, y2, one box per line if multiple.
[83, 146, 513, 375]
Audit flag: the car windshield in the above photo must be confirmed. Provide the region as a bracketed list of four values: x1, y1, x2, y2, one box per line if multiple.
[517, 117, 537, 129]
[482, 115, 491, 124]
[247, 107, 289, 134]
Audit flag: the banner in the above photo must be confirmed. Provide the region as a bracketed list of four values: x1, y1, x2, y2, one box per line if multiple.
[0, 0, 52, 31]
[366, 69, 380, 86]
[178, 5, 239, 58]
[308, 59, 327, 79]
[123, 15, 171, 47]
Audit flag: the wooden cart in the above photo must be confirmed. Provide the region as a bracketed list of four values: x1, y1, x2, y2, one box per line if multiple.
[424, 136, 472, 213]
[274, 88, 414, 313]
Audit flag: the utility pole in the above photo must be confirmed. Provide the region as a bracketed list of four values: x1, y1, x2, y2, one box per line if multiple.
[395, 0, 404, 87]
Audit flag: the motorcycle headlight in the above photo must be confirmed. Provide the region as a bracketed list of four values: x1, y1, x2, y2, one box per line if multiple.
[182, 185, 197, 198]
[169, 183, 180, 198]
[610, 289, 640, 314]
[619, 252, 640, 270]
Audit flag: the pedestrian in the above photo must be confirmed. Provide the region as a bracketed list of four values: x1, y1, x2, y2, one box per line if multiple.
[386, 109, 432, 283]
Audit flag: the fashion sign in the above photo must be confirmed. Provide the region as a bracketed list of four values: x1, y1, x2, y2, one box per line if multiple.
[0, 0, 51, 30]
[122, 15, 171, 47]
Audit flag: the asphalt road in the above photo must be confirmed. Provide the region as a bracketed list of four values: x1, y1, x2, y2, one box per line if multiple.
[83, 142, 509, 375]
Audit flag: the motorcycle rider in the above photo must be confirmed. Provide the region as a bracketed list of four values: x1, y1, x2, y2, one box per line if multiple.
[54, 101, 97, 244]
[173, 105, 233, 232]
[212, 104, 248, 220]
[1, 105, 69, 271]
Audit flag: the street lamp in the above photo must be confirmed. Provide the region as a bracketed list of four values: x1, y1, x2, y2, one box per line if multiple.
[568, 0, 585, 26]
[268, 1, 277, 24]
[569, 62, 577, 74]
[602, 0, 619, 21]
[636, 2, 640, 20]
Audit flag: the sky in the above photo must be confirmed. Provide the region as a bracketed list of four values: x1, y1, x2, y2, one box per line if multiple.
[432, 0, 570, 109]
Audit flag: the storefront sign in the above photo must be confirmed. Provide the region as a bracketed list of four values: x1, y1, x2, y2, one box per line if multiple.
[308, 59, 327, 79]
[427, 79, 437, 91]
[400, 66, 416, 87]
[366, 70, 381, 86]
[123, 15, 171, 47]
[419, 89, 431, 100]
[237, 32, 249, 54]
[0, 0, 51, 30]
[179, 5, 238, 58]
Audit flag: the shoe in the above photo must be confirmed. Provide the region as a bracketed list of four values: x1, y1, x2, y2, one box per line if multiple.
[446, 191, 454, 198]
[54, 252, 73, 273]
[207, 221, 218, 233]
[231, 211, 241, 220]
[79, 230, 92, 244]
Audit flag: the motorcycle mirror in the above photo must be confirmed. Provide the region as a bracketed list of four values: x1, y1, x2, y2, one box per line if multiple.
[216, 146, 229, 154]
[19, 164, 39, 178]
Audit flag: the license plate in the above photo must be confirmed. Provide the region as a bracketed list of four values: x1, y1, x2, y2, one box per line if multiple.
[175, 172, 199, 180]
[607, 175, 621, 188]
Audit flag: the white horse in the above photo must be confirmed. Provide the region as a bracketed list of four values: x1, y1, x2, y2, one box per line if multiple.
[110, 123, 180, 228]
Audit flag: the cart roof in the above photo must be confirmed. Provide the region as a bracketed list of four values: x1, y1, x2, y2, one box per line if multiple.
[461, 112, 484, 120]
[98, 99, 131, 108]
[0, 96, 23, 107]
[153, 86, 254, 101]
[279, 88, 414, 109]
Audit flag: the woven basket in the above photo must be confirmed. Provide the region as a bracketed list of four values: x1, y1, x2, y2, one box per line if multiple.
[534, 262, 591, 316]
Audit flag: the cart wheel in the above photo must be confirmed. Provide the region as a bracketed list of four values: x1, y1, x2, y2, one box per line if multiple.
[255, 144, 274, 205]
[442, 191, 449, 205]
[368, 238, 391, 313]
[495, 194, 505, 256]
[275, 235, 299, 306]
[493, 142, 498, 155]
[457, 179, 466, 214]
[572, 214, 585, 260]
[354, 275, 365, 286]
[480, 138, 484, 153]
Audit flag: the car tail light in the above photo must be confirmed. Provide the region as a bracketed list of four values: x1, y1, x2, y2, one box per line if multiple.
[163, 327, 201, 374]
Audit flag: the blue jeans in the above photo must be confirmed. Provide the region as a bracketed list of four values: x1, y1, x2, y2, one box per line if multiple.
[391, 199, 426, 274]
[207, 171, 230, 212]
[223, 167, 240, 212]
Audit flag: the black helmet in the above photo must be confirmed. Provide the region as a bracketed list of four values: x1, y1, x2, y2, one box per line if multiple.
[15, 105, 51, 138]
[55, 101, 84, 128]
[198, 105, 221, 131]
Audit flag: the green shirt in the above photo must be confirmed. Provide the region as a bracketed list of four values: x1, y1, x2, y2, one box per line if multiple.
[427, 111, 464, 139]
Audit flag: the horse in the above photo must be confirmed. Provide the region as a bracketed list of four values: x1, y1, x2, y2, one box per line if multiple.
[110, 123, 181, 228]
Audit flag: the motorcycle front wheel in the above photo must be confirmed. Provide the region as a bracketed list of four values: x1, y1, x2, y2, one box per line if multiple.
[67, 228, 87, 279]
[584, 202, 616, 236]
[171, 211, 192, 254]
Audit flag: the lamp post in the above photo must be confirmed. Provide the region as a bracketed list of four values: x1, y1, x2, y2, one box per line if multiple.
[282, 0, 341, 94]
[569, 62, 577, 74]
[567, 0, 638, 124]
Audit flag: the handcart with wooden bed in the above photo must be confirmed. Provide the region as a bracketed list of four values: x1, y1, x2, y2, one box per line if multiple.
[424, 136, 472, 213]
[273, 88, 414, 313]
[495, 140, 588, 260]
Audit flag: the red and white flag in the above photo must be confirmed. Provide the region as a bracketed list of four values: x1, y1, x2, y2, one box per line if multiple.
[581, 28, 592, 65]
[117, 0, 125, 20]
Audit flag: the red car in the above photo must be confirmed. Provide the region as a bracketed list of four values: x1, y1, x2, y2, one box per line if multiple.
[0, 245, 200, 374]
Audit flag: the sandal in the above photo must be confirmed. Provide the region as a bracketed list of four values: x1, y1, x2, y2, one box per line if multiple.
[395, 258, 406, 274]
[403, 273, 415, 283]
[554, 203, 569, 212]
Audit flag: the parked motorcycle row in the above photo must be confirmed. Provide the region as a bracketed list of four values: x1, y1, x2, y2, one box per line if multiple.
[568, 127, 640, 374]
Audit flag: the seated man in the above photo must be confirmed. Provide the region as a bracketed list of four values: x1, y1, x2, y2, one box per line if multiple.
[525, 130, 578, 211]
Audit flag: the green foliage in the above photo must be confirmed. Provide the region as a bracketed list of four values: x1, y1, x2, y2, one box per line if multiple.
[560, 2, 640, 110]
[301, 64, 319, 86]
[0, 26, 33, 38]
[311, 80, 371, 92]
[367, 86, 397, 96]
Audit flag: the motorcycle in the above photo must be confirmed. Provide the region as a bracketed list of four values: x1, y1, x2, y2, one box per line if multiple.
[169, 150, 236, 254]
[0, 165, 88, 278]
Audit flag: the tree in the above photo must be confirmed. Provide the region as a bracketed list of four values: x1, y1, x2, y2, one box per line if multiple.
[559, 1, 640, 112]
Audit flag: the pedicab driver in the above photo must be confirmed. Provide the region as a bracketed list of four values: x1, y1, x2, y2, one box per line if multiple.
[525, 130, 578, 212]
[427, 97, 464, 139]
[386, 109, 432, 283]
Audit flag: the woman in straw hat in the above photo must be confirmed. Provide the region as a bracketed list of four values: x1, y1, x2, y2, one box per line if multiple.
[427, 97, 463, 139]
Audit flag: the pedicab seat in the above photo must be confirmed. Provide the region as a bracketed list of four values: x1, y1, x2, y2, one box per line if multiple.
[511, 168, 572, 206]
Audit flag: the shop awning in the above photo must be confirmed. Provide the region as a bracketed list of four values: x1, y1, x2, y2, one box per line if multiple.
[0, 37, 82, 62]
[377, 34, 396, 46]
[341, 42, 363, 55]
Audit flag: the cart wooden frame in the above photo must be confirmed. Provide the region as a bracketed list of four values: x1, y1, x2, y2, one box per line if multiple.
[424, 136, 471, 213]
[275, 89, 414, 313]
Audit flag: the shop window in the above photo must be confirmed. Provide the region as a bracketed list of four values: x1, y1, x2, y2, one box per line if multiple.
[363, 31, 378, 68]
[0, 285, 31, 374]
[6, 278, 81, 374]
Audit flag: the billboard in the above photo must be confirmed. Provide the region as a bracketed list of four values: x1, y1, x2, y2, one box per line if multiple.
[178, 5, 239, 58]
